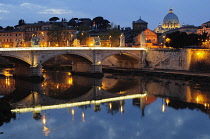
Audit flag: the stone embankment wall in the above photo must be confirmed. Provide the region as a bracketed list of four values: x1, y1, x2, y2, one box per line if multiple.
[189, 49, 210, 71]
[146, 49, 210, 71]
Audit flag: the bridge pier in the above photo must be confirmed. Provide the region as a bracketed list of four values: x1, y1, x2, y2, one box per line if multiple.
[91, 65, 102, 73]
[29, 65, 44, 81]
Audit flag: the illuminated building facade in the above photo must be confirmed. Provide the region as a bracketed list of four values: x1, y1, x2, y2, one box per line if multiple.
[197, 21, 210, 48]
[0, 22, 76, 48]
[154, 8, 180, 33]
[134, 29, 158, 47]
[197, 21, 210, 36]
[131, 17, 158, 48]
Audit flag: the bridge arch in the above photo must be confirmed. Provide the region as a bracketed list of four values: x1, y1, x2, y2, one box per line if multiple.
[0, 55, 33, 78]
[100, 51, 142, 69]
[40, 51, 93, 64]
[0, 54, 31, 65]
[101, 51, 140, 62]
[41, 52, 95, 74]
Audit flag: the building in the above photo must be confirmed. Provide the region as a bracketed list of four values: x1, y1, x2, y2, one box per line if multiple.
[177, 25, 198, 34]
[134, 29, 158, 48]
[154, 8, 180, 33]
[197, 21, 210, 35]
[197, 21, 210, 48]
[0, 21, 76, 48]
[132, 17, 148, 34]
[131, 17, 158, 48]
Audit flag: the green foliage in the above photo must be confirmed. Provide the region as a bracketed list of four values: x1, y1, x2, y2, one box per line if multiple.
[93, 16, 110, 29]
[48, 25, 70, 46]
[18, 19, 26, 25]
[5, 26, 14, 31]
[77, 25, 90, 45]
[165, 31, 201, 48]
[108, 25, 121, 47]
[49, 17, 60, 22]
[198, 32, 209, 47]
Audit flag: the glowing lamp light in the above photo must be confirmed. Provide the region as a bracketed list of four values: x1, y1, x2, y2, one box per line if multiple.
[82, 112, 85, 122]
[42, 115, 46, 125]
[196, 52, 204, 59]
[120, 105, 124, 113]
[165, 38, 171, 43]
[71, 109, 75, 115]
[109, 103, 112, 109]
[162, 104, 165, 112]
[67, 72, 72, 76]
[165, 98, 170, 106]
[68, 78, 73, 85]
[97, 61, 101, 65]
[197, 52, 201, 56]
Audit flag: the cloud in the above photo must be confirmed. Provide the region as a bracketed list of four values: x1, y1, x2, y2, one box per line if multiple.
[38, 9, 72, 14]
[0, 10, 9, 13]
[20, 3, 31, 6]
[20, 2, 44, 9]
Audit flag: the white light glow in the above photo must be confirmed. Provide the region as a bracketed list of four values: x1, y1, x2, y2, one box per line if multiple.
[0, 47, 146, 52]
[11, 93, 147, 113]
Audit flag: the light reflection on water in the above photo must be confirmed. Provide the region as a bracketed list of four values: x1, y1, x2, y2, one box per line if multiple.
[0, 69, 210, 139]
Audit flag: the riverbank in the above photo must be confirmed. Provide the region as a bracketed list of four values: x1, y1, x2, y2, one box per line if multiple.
[1, 66, 210, 82]
[103, 68, 210, 82]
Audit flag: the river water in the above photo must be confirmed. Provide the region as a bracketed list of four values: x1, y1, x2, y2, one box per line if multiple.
[0, 68, 210, 139]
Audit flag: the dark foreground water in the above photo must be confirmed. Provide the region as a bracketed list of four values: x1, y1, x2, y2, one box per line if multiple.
[1, 68, 210, 139]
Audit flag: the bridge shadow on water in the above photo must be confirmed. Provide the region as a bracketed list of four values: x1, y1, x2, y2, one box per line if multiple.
[1, 71, 140, 107]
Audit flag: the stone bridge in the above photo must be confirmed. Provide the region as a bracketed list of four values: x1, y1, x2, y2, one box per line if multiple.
[0, 47, 146, 79]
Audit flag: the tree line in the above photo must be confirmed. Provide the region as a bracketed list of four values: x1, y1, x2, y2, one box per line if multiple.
[165, 31, 209, 48]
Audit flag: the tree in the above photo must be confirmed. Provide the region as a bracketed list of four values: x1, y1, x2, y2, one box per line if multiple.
[49, 17, 60, 22]
[68, 18, 78, 27]
[108, 24, 121, 47]
[76, 25, 90, 45]
[48, 25, 70, 47]
[18, 19, 26, 25]
[5, 26, 14, 30]
[61, 18, 67, 22]
[92, 16, 110, 30]
[165, 31, 201, 48]
[78, 18, 92, 28]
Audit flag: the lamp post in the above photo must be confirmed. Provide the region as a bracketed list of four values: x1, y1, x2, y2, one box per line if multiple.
[109, 36, 112, 47]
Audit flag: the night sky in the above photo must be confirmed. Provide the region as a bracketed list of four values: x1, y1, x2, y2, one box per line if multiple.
[0, 0, 209, 30]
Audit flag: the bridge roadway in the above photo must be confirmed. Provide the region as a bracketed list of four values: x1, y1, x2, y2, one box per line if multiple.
[0, 47, 146, 79]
